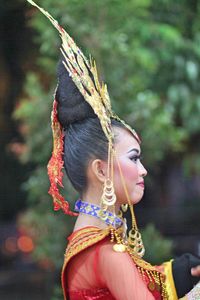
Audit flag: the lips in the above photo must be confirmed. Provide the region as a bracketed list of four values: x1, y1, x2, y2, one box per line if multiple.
[136, 182, 145, 188]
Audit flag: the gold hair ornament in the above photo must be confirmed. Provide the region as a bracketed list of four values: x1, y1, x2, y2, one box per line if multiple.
[27, 0, 140, 218]
[27, 0, 140, 144]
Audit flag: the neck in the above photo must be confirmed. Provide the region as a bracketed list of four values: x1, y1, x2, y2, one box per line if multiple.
[75, 191, 105, 231]
[74, 213, 108, 232]
[82, 186, 101, 205]
[82, 188, 121, 214]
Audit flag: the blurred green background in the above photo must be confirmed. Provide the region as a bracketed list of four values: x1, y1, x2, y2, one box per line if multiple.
[0, 0, 200, 299]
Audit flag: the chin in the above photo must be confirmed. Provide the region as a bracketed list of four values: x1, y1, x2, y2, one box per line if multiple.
[117, 190, 144, 206]
[130, 193, 144, 205]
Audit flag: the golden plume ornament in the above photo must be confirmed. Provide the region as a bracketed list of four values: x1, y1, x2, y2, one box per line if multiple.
[27, 0, 139, 144]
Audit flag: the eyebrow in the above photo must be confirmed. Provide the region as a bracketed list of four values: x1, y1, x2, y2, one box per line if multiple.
[127, 148, 140, 154]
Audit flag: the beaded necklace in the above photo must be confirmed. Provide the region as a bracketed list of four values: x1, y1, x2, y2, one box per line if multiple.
[74, 199, 123, 228]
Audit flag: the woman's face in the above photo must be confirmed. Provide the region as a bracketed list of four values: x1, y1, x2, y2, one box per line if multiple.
[113, 127, 147, 206]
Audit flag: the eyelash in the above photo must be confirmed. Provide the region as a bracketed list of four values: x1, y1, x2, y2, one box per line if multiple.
[130, 155, 142, 163]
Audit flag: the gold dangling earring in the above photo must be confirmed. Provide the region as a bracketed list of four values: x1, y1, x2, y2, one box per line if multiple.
[101, 178, 116, 207]
[101, 140, 116, 207]
[100, 140, 116, 221]
[100, 178, 116, 221]
[121, 204, 128, 213]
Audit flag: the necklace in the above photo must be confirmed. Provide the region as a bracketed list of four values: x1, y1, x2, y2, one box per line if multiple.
[74, 199, 123, 228]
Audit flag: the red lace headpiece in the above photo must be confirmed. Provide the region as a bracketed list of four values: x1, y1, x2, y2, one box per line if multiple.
[47, 99, 78, 216]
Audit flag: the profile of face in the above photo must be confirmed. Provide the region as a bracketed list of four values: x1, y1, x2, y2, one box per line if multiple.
[112, 127, 147, 206]
[87, 126, 147, 207]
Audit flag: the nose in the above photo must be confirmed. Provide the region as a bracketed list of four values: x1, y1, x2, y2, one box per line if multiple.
[139, 161, 147, 178]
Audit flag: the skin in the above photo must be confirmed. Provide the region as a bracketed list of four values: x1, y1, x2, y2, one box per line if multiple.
[112, 127, 147, 208]
[191, 265, 200, 276]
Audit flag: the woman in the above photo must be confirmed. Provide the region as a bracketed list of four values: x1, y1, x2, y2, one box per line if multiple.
[56, 61, 200, 300]
[27, 1, 200, 299]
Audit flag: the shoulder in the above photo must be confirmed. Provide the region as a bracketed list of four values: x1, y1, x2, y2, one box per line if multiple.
[97, 241, 152, 299]
[66, 226, 110, 259]
[98, 241, 138, 271]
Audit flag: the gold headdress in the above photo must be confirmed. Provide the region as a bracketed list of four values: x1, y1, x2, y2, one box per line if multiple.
[27, 0, 144, 257]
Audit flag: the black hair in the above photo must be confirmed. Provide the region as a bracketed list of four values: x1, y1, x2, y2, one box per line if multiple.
[55, 58, 125, 194]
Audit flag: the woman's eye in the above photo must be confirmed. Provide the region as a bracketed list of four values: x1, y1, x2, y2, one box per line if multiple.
[130, 155, 141, 162]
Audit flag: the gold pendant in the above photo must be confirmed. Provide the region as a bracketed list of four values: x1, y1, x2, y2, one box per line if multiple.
[128, 227, 145, 257]
[148, 281, 155, 291]
[121, 204, 128, 212]
[113, 243, 126, 253]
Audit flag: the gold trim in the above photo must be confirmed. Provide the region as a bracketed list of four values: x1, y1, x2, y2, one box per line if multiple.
[163, 260, 178, 300]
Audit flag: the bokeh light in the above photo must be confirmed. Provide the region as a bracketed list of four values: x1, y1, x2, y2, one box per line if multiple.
[17, 235, 34, 253]
[4, 237, 18, 254]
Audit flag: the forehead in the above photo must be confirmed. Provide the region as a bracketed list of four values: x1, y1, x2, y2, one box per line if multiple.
[113, 127, 141, 153]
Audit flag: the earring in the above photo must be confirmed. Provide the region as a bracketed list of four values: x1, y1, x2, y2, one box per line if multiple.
[101, 178, 116, 207]
[100, 140, 116, 220]
[121, 204, 128, 212]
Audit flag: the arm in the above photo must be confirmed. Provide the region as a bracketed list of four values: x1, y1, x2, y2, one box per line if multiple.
[179, 281, 200, 300]
[98, 243, 155, 300]
[162, 253, 200, 299]
[172, 253, 200, 297]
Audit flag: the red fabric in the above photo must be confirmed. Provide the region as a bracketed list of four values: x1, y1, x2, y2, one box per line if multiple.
[68, 288, 115, 299]
[65, 237, 157, 300]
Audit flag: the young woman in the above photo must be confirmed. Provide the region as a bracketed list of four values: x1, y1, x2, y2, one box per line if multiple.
[56, 59, 200, 300]
[27, 1, 200, 299]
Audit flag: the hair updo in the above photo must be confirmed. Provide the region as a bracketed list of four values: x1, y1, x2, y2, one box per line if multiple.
[55, 58, 124, 194]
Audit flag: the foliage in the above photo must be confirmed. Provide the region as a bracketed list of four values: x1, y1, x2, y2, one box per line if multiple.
[51, 285, 63, 300]
[14, 0, 200, 290]
[22, 0, 200, 166]
[142, 223, 173, 264]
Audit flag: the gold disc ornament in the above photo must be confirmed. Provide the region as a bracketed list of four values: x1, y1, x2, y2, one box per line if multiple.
[128, 227, 145, 257]
[121, 204, 128, 212]
[113, 243, 126, 253]
[101, 179, 116, 206]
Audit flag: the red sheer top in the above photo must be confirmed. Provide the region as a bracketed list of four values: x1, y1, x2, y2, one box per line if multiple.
[64, 229, 157, 300]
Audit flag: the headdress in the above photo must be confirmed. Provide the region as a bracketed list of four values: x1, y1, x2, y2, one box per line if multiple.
[27, 0, 144, 257]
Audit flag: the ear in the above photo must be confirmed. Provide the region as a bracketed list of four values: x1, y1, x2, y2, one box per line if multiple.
[91, 159, 107, 183]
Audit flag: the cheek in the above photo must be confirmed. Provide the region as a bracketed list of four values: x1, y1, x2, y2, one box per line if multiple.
[114, 158, 139, 184]
[113, 159, 143, 205]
